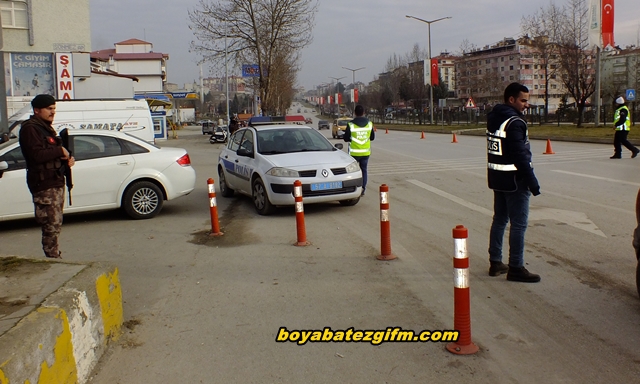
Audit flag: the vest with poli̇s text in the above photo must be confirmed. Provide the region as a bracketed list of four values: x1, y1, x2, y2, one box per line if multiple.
[348, 121, 373, 156]
[614, 105, 631, 131]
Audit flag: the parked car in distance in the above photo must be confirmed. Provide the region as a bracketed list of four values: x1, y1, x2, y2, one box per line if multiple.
[332, 118, 352, 139]
[202, 120, 216, 135]
[0, 129, 196, 221]
[304, 117, 313, 124]
[318, 120, 330, 130]
[217, 121, 362, 215]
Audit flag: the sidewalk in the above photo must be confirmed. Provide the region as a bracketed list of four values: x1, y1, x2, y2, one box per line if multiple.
[0, 256, 123, 383]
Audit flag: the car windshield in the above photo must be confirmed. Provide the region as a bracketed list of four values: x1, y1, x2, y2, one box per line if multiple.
[257, 128, 335, 154]
[337, 120, 350, 127]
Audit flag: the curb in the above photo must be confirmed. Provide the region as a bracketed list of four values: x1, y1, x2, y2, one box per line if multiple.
[0, 260, 123, 384]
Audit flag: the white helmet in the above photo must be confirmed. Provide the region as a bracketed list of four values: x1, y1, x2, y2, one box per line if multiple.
[616, 96, 625, 104]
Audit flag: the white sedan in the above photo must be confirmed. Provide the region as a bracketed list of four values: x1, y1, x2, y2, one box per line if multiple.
[0, 129, 196, 221]
[217, 121, 362, 215]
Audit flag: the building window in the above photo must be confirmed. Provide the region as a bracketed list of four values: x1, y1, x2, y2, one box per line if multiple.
[509, 75, 514, 80]
[500, 67, 504, 71]
[551, 84, 557, 89]
[1, 1, 28, 29]
[501, 57, 504, 62]
[509, 65, 514, 70]
[534, 85, 539, 89]
[524, 64, 530, 69]
[485, 59, 490, 64]
[534, 75, 538, 79]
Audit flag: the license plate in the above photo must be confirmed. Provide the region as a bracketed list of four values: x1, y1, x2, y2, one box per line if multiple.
[310, 181, 342, 191]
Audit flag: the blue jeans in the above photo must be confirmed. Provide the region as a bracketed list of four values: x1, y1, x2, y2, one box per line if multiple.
[354, 156, 369, 190]
[488, 188, 530, 268]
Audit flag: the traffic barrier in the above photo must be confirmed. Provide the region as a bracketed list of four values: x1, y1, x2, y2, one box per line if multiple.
[452, 133, 458, 143]
[421, 131, 425, 139]
[207, 178, 223, 236]
[377, 184, 396, 261]
[446, 225, 478, 355]
[543, 139, 555, 154]
[293, 180, 310, 246]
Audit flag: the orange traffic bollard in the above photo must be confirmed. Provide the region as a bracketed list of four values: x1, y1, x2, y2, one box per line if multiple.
[293, 180, 310, 246]
[207, 178, 223, 236]
[446, 225, 478, 355]
[377, 184, 396, 261]
[543, 139, 555, 154]
[421, 131, 425, 139]
[452, 133, 458, 143]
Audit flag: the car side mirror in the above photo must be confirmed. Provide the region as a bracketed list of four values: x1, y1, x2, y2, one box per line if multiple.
[334, 143, 343, 150]
[237, 147, 254, 158]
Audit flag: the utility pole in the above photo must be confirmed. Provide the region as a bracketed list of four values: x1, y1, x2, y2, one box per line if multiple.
[406, 15, 452, 125]
[329, 76, 345, 118]
[342, 66, 365, 114]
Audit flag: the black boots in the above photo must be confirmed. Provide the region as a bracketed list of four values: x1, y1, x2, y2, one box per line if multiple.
[489, 261, 508, 276]
[506, 266, 541, 283]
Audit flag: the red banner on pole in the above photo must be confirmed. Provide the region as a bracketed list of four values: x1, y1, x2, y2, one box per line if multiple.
[354, 89, 359, 103]
[431, 59, 439, 87]
[338, 93, 343, 104]
[602, 0, 615, 48]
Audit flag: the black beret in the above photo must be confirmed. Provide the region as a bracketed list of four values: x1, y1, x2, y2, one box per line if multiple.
[31, 94, 56, 109]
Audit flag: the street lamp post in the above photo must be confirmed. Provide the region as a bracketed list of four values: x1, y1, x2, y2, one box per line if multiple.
[342, 66, 365, 114]
[406, 15, 451, 125]
[329, 76, 345, 118]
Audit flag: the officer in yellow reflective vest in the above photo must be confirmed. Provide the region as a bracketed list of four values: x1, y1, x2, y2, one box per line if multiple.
[344, 105, 375, 196]
[611, 96, 639, 159]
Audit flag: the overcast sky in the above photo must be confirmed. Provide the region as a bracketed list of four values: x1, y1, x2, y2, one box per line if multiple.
[90, 0, 639, 91]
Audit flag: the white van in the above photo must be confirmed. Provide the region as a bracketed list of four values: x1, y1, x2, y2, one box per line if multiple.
[8, 99, 155, 143]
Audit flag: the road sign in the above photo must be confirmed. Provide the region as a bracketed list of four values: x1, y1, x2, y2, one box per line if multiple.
[242, 64, 260, 77]
[465, 97, 476, 108]
[626, 89, 636, 102]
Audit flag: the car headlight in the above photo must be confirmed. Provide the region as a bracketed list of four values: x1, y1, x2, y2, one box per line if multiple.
[345, 161, 360, 173]
[266, 167, 299, 177]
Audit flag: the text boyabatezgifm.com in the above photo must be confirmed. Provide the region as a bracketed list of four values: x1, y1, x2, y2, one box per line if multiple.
[276, 327, 459, 346]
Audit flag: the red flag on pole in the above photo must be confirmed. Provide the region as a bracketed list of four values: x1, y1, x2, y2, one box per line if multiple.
[431, 59, 439, 86]
[338, 93, 343, 104]
[602, 0, 615, 48]
[354, 89, 359, 103]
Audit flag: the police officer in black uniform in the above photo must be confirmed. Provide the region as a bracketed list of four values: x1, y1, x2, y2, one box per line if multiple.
[19, 94, 75, 258]
[486, 83, 541, 283]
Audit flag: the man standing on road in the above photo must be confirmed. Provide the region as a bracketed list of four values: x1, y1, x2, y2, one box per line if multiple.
[19, 94, 75, 259]
[344, 105, 374, 196]
[486, 83, 541, 283]
[610, 96, 639, 159]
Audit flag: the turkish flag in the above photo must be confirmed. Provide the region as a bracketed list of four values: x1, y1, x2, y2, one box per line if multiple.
[338, 93, 343, 104]
[602, 0, 614, 48]
[431, 59, 439, 86]
[354, 89, 359, 103]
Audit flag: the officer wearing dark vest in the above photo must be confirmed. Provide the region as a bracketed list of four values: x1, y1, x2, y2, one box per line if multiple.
[486, 83, 541, 283]
[19, 94, 75, 259]
[610, 96, 639, 159]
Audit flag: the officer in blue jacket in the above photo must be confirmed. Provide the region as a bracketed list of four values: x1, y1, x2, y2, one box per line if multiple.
[486, 83, 541, 283]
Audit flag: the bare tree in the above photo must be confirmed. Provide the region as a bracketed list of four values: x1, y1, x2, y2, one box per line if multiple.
[521, 2, 563, 122]
[189, 0, 318, 115]
[556, 0, 596, 127]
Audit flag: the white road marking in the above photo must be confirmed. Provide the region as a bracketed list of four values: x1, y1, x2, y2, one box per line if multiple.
[408, 179, 606, 237]
[551, 170, 640, 187]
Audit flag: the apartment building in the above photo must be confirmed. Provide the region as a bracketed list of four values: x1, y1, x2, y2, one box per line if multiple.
[601, 47, 640, 102]
[91, 38, 169, 94]
[455, 37, 566, 112]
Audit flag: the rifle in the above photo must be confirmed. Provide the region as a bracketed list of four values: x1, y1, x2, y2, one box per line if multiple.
[59, 129, 73, 205]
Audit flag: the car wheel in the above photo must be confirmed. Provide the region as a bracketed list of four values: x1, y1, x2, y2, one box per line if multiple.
[339, 197, 360, 206]
[218, 167, 234, 197]
[123, 181, 163, 219]
[252, 177, 276, 215]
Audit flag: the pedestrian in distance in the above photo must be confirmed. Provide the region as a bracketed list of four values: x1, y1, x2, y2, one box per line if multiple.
[610, 96, 639, 159]
[19, 94, 75, 259]
[344, 104, 375, 196]
[486, 82, 541, 283]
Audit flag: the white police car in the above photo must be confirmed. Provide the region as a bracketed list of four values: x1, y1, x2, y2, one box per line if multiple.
[217, 117, 362, 215]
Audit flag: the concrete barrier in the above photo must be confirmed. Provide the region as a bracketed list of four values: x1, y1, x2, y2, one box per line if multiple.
[0, 260, 123, 384]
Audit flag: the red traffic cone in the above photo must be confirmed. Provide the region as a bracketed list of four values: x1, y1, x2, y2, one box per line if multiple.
[385, 128, 389, 134]
[543, 139, 555, 154]
[420, 131, 425, 139]
[452, 133, 458, 143]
